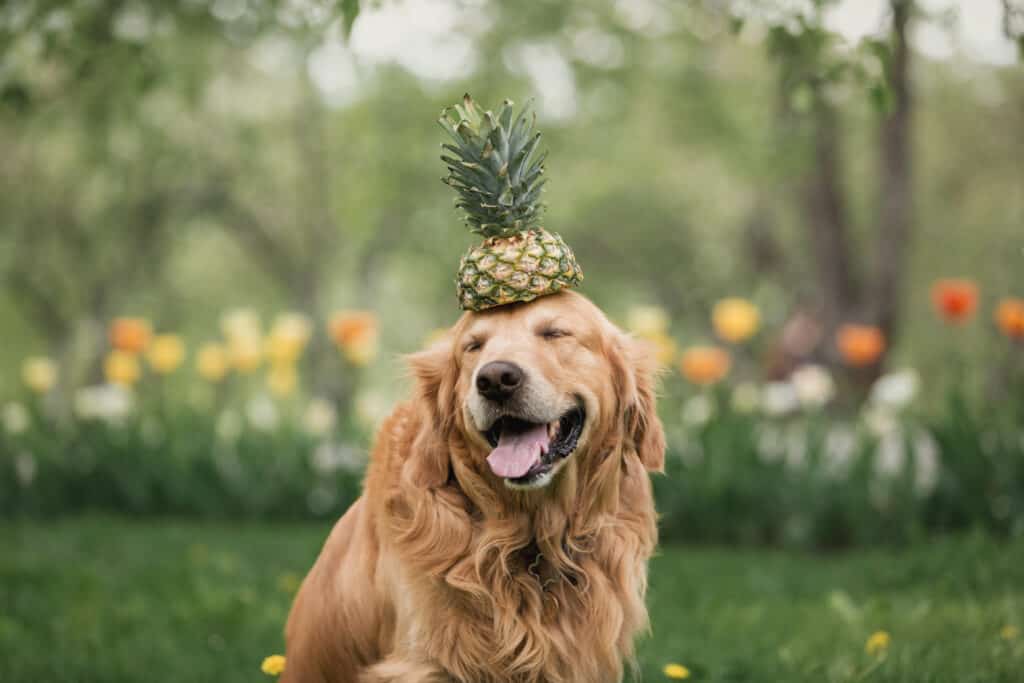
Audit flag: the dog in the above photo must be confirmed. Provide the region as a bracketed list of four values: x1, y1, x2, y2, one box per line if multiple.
[282, 290, 664, 683]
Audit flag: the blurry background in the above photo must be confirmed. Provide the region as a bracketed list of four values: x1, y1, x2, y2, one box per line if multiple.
[2, 0, 1023, 530]
[2, 2, 1024, 680]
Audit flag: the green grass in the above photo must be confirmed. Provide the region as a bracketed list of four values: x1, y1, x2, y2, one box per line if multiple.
[1, 518, 1022, 682]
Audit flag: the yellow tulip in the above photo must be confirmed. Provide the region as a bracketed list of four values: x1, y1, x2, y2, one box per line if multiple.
[265, 313, 312, 365]
[229, 335, 263, 374]
[627, 305, 670, 337]
[712, 298, 760, 344]
[105, 350, 141, 386]
[196, 343, 230, 382]
[147, 334, 186, 374]
[22, 357, 58, 394]
[267, 363, 298, 398]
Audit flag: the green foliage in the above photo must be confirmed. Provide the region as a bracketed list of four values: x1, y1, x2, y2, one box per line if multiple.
[2, 518, 1023, 682]
[440, 95, 547, 237]
[0, 401, 363, 520]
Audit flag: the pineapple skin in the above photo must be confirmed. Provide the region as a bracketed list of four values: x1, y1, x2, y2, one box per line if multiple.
[457, 228, 583, 311]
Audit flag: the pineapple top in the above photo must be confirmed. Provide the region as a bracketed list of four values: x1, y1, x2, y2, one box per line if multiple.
[439, 95, 547, 238]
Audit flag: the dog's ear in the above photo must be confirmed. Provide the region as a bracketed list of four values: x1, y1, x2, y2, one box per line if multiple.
[610, 333, 666, 472]
[405, 335, 458, 488]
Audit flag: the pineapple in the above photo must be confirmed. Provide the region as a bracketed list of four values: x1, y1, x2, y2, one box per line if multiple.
[439, 95, 583, 311]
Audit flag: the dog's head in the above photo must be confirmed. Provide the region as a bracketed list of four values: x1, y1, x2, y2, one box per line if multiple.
[407, 291, 664, 494]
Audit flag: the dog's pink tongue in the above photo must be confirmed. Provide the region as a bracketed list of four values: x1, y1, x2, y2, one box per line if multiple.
[486, 423, 549, 478]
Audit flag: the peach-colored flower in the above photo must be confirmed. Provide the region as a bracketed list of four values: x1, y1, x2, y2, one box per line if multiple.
[995, 298, 1024, 340]
[328, 311, 379, 367]
[109, 317, 152, 354]
[837, 325, 886, 367]
[931, 278, 978, 324]
[679, 346, 731, 385]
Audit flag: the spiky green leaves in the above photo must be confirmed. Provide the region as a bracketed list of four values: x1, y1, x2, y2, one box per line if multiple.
[439, 95, 547, 238]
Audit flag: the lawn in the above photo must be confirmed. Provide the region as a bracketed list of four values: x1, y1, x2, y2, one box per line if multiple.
[2, 518, 1022, 682]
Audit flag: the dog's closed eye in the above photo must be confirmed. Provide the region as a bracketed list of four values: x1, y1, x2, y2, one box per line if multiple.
[538, 327, 571, 340]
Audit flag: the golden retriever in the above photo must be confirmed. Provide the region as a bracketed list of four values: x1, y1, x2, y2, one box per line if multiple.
[282, 290, 664, 683]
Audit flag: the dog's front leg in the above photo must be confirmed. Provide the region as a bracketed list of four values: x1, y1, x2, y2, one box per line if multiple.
[358, 657, 454, 683]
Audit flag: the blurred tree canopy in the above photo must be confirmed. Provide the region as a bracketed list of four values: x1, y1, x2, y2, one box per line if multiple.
[1, 0, 1022, 401]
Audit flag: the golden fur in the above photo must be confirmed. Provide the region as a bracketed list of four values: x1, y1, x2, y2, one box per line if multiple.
[282, 291, 664, 682]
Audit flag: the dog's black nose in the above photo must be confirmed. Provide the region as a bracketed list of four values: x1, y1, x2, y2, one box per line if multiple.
[476, 361, 524, 402]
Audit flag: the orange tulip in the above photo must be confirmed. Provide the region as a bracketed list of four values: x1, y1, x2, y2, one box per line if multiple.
[995, 298, 1024, 340]
[328, 311, 377, 347]
[837, 324, 886, 367]
[931, 278, 978, 324]
[679, 346, 731, 386]
[109, 317, 152, 354]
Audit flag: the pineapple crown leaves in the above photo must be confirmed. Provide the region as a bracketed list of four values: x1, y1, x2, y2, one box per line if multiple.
[439, 94, 548, 238]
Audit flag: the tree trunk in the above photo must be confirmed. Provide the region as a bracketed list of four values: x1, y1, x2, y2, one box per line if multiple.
[873, 0, 914, 346]
[802, 94, 860, 337]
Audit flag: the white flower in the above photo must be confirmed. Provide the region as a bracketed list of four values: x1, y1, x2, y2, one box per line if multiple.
[355, 391, 390, 430]
[784, 423, 808, 470]
[303, 398, 337, 436]
[756, 424, 785, 463]
[74, 384, 133, 421]
[913, 427, 941, 496]
[2, 402, 30, 435]
[863, 407, 899, 438]
[874, 428, 906, 478]
[311, 442, 366, 475]
[761, 381, 799, 418]
[681, 394, 714, 427]
[731, 382, 760, 414]
[790, 364, 835, 410]
[246, 394, 279, 431]
[823, 424, 858, 479]
[869, 369, 919, 412]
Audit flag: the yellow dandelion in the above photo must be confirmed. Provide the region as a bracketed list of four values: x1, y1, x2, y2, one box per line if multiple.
[22, 357, 58, 394]
[663, 663, 691, 679]
[147, 334, 186, 374]
[865, 630, 891, 656]
[104, 350, 141, 387]
[1001, 625, 1019, 641]
[261, 654, 286, 676]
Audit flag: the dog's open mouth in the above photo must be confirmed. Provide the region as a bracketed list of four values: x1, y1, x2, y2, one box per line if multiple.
[482, 406, 585, 485]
